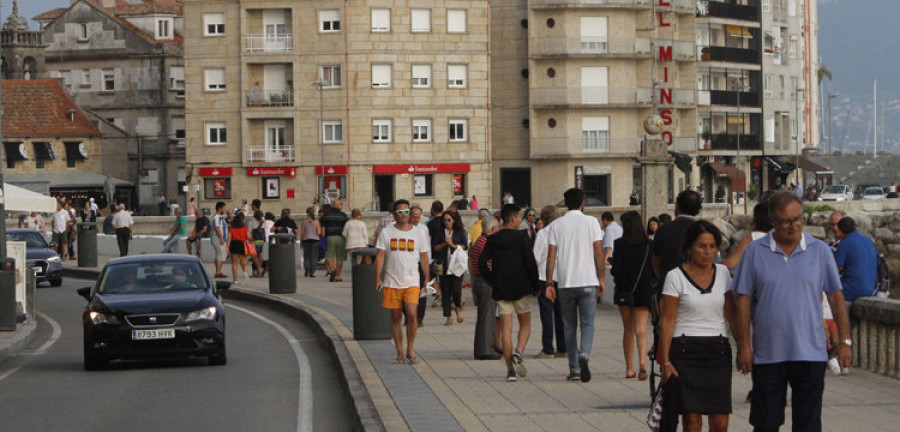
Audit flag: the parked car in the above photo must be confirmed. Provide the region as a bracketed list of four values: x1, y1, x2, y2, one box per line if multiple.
[818, 184, 854, 202]
[77, 254, 230, 370]
[5, 229, 63, 287]
[862, 187, 887, 200]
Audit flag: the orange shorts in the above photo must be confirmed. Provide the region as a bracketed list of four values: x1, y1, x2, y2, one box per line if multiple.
[382, 286, 420, 309]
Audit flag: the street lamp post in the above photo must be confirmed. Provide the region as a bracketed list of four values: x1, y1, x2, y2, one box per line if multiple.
[312, 81, 325, 202]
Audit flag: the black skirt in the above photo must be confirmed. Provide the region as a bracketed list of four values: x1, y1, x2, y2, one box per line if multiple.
[228, 240, 246, 255]
[668, 336, 732, 414]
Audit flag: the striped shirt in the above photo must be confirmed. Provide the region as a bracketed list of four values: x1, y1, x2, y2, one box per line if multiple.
[468, 234, 490, 277]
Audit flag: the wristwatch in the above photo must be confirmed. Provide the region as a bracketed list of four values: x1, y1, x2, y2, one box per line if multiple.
[840, 339, 853, 347]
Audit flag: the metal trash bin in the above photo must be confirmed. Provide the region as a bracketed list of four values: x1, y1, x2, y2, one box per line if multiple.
[352, 248, 391, 340]
[77, 222, 98, 268]
[0, 258, 17, 331]
[268, 233, 296, 294]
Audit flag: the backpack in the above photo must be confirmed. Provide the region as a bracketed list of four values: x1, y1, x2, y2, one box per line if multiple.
[876, 253, 891, 298]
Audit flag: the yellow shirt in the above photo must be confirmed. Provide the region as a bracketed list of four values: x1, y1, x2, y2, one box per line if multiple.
[468, 220, 482, 246]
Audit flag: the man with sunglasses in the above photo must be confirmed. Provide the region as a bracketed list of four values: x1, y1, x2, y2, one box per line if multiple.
[732, 191, 852, 432]
[375, 200, 431, 365]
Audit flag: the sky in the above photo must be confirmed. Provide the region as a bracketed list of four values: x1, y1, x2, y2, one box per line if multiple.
[5, 0, 69, 27]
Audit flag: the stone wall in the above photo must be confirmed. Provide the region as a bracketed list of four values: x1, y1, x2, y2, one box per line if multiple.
[851, 297, 900, 378]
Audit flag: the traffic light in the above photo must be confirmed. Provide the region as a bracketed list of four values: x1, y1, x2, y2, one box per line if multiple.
[668, 151, 693, 174]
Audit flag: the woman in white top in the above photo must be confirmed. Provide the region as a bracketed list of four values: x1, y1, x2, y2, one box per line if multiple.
[343, 209, 369, 264]
[659, 220, 737, 432]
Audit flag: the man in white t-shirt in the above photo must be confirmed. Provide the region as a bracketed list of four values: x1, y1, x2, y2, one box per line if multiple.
[375, 199, 431, 365]
[545, 188, 605, 383]
[52, 201, 73, 260]
[211, 201, 229, 278]
[112, 204, 134, 257]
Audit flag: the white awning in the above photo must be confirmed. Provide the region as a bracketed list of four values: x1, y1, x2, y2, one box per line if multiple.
[3, 183, 57, 213]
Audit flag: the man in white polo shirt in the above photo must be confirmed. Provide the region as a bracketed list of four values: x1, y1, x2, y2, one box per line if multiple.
[545, 188, 605, 382]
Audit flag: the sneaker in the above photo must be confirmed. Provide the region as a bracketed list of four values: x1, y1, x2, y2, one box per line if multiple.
[329, 271, 336, 282]
[506, 370, 517, 382]
[554, 351, 568, 358]
[534, 351, 555, 359]
[827, 357, 842, 375]
[578, 354, 591, 383]
[566, 372, 581, 381]
[512, 351, 527, 377]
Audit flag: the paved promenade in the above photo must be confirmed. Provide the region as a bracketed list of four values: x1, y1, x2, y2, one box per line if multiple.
[61, 254, 900, 431]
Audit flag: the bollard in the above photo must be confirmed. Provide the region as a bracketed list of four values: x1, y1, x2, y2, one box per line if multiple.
[0, 258, 17, 331]
[352, 248, 392, 340]
[77, 222, 98, 268]
[268, 233, 296, 294]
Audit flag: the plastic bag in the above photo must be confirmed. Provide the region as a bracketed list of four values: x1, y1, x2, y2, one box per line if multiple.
[447, 245, 469, 276]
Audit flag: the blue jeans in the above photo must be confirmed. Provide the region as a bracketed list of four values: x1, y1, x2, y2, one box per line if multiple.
[558, 286, 596, 372]
[162, 234, 182, 253]
[538, 281, 566, 354]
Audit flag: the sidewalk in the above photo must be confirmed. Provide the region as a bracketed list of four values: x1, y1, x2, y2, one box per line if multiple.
[64, 254, 900, 432]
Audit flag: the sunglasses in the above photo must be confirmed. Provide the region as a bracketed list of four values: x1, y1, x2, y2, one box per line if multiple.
[395, 209, 410, 214]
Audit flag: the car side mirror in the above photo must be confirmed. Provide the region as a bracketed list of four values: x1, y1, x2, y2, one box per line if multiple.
[215, 281, 232, 292]
[77, 287, 92, 301]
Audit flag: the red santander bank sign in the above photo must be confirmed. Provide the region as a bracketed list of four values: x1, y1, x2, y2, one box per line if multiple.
[657, 0, 676, 147]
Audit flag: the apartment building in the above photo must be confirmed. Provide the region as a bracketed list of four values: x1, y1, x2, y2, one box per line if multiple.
[183, 0, 491, 211]
[36, 0, 185, 214]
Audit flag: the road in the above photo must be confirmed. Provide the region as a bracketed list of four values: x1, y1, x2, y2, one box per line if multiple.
[0, 278, 354, 431]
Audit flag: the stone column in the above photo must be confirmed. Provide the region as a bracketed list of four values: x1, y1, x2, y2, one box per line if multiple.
[640, 115, 672, 223]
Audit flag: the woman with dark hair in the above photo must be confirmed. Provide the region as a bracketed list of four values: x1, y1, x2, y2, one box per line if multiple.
[227, 212, 252, 282]
[432, 210, 469, 325]
[610, 211, 654, 379]
[659, 220, 736, 432]
[721, 202, 772, 270]
[646, 216, 661, 239]
[249, 210, 266, 277]
[300, 206, 321, 277]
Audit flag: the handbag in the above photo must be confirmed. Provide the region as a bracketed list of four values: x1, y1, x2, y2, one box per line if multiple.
[447, 245, 469, 276]
[245, 240, 257, 256]
[625, 244, 650, 304]
[647, 382, 663, 431]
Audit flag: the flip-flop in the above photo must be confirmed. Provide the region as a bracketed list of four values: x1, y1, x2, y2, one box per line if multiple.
[638, 368, 648, 381]
[394, 357, 405, 365]
[457, 316, 464, 323]
[406, 355, 420, 365]
[626, 371, 637, 379]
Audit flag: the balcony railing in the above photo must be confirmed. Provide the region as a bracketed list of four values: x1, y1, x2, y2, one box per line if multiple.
[699, 1, 759, 21]
[699, 46, 759, 64]
[531, 36, 651, 57]
[245, 34, 293, 53]
[246, 90, 294, 107]
[246, 146, 296, 163]
[708, 134, 761, 151]
[709, 90, 760, 107]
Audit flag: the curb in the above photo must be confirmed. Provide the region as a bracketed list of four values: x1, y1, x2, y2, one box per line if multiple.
[63, 266, 385, 432]
[0, 322, 37, 364]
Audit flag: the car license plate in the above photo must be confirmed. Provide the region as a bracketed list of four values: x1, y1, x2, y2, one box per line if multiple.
[131, 329, 175, 340]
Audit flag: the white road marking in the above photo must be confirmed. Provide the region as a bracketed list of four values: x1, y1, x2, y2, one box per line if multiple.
[226, 304, 313, 432]
[0, 311, 63, 383]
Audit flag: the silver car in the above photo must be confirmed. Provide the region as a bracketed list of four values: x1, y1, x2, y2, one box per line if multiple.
[818, 185, 854, 202]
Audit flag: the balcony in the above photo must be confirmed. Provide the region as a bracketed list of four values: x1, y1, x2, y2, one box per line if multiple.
[531, 36, 651, 58]
[698, 1, 759, 22]
[707, 134, 761, 151]
[699, 46, 759, 64]
[246, 146, 295, 163]
[246, 90, 294, 108]
[244, 34, 293, 54]
[708, 90, 760, 107]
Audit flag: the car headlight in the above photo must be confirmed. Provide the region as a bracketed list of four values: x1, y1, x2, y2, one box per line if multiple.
[47, 256, 61, 263]
[185, 306, 218, 322]
[88, 311, 118, 325]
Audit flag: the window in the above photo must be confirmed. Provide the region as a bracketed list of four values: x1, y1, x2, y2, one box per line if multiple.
[764, 74, 772, 97]
[452, 173, 466, 196]
[156, 19, 172, 40]
[413, 119, 431, 142]
[582, 117, 610, 152]
[171, 117, 185, 147]
[412, 64, 431, 88]
[323, 121, 343, 144]
[762, 0, 770, 13]
[206, 122, 227, 145]
[779, 75, 785, 99]
[447, 10, 467, 33]
[789, 39, 797, 58]
[205, 68, 226, 91]
[319, 9, 341, 32]
[204, 13, 225, 35]
[170, 66, 185, 97]
[78, 23, 88, 41]
[102, 69, 115, 91]
[371, 9, 390, 32]
[372, 64, 391, 88]
[320, 65, 341, 88]
[411, 9, 431, 33]
[266, 123, 286, 147]
[81, 69, 91, 87]
[413, 174, 433, 197]
[448, 64, 467, 88]
[449, 119, 467, 142]
[60, 71, 71, 90]
[372, 119, 392, 142]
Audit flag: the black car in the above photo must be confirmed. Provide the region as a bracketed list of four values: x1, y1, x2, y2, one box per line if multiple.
[5, 228, 63, 286]
[77, 254, 230, 370]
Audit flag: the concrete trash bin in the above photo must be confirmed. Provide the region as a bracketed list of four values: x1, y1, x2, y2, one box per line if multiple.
[352, 248, 391, 340]
[77, 222, 98, 268]
[268, 233, 296, 294]
[0, 258, 16, 331]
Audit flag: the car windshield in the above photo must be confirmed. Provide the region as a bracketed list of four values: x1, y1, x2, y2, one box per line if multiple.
[5, 231, 50, 249]
[864, 188, 883, 195]
[98, 262, 208, 294]
[827, 186, 846, 194]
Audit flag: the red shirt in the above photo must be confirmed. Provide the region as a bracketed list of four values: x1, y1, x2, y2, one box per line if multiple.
[468, 234, 490, 277]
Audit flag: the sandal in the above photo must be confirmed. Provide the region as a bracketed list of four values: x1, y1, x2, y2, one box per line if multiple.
[626, 371, 637, 379]
[394, 356, 405, 365]
[406, 355, 420, 365]
[638, 368, 648, 381]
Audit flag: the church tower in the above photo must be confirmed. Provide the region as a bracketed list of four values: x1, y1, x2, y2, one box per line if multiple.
[1, 0, 47, 79]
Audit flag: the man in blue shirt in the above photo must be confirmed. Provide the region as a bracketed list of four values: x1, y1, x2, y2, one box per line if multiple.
[834, 217, 878, 308]
[732, 191, 851, 432]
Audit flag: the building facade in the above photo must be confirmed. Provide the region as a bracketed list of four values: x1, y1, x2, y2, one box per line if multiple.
[36, 0, 185, 215]
[183, 0, 491, 211]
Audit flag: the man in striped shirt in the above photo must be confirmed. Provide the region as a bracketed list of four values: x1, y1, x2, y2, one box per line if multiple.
[470, 215, 501, 359]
